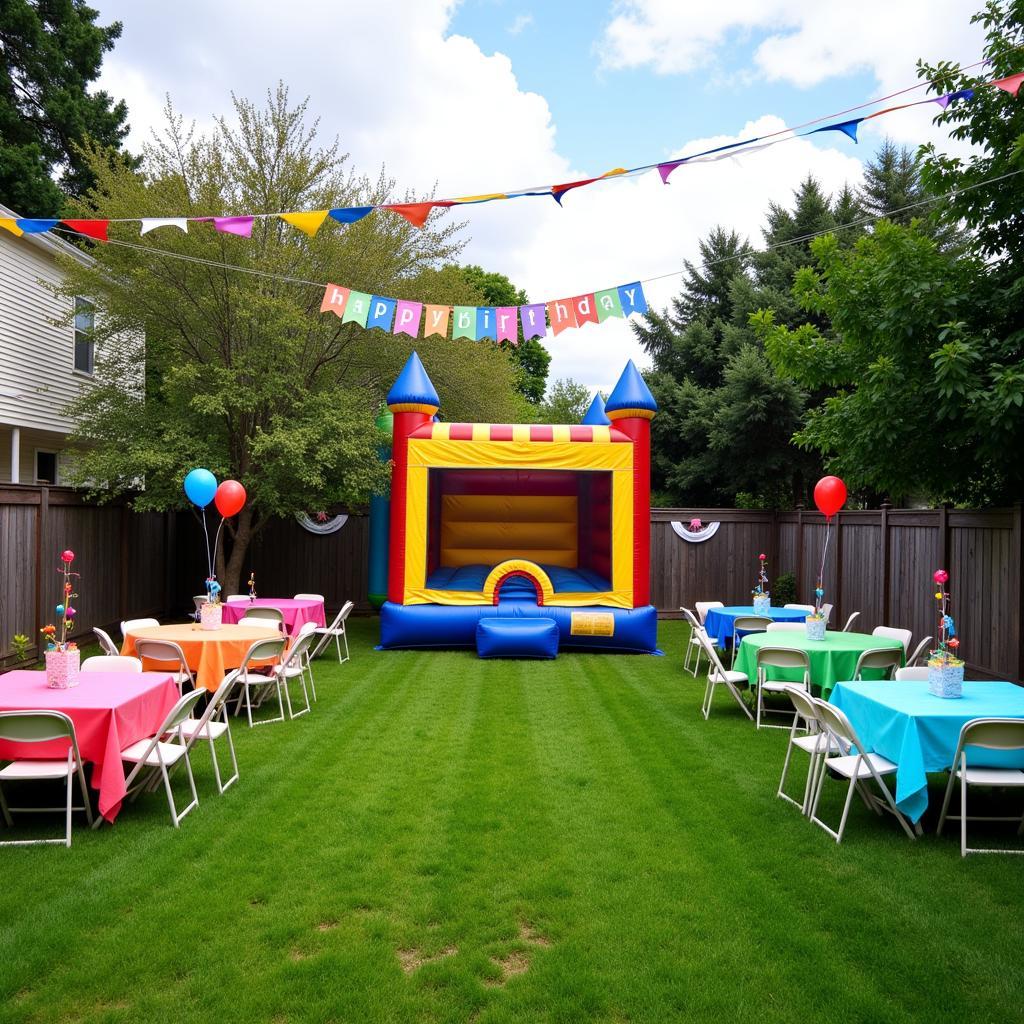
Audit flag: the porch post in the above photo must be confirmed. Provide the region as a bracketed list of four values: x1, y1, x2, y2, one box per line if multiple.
[10, 426, 20, 483]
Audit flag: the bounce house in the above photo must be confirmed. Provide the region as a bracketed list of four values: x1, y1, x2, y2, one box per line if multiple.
[378, 352, 659, 656]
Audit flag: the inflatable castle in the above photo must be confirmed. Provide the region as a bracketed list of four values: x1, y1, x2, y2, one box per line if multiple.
[378, 352, 659, 656]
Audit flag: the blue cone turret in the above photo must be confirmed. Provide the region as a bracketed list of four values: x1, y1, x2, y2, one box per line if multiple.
[604, 359, 657, 421]
[581, 392, 611, 426]
[387, 351, 440, 413]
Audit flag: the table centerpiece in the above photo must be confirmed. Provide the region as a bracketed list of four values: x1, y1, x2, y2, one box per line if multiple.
[41, 549, 80, 687]
[928, 569, 963, 698]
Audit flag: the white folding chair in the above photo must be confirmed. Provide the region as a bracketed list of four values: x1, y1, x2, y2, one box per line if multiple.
[294, 592, 326, 602]
[681, 607, 709, 677]
[134, 639, 195, 694]
[192, 595, 207, 621]
[121, 617, 159, 641]
[784, 604, 816, 613]
[842, 612, 860, 632]
[731, 615, 771, 668]
[809, 697, 917, 843]
[777, 686, 840, 816]
[696, 629, 752, 722]
[276, 627, 320, 719]
[312, 600, 353, 664]
[110, 689, 206, 828]
[853, 647, 903, 681]
[820, 603, 833, 623]
[92, 627, 120, 657]
[766, 622, 804, 632]
[228, 636, 289, 728]
[296, 620, 319, 701]
[81, 655, 143, 673]
[894, 666, 930, 681]
[873, 625, 912, 654]
[240, 606, 285, 631]
[906, 635, 933, 667]
[0, 711, 94, 846]
[755, 646, 810, 731]
[174, 675, 240, 795]
[224, 594, 249, 602]
[937, 718, 1024, 856]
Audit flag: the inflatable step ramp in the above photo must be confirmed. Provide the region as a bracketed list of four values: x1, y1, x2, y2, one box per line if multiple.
[476, 617, 559, 659]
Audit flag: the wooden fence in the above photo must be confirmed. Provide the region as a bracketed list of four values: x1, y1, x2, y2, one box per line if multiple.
[2, 486, 1021, 681]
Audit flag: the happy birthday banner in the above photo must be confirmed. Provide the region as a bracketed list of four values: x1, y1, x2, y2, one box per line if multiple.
[318, 280, 649, 342]
[2, 71, 1020, 243]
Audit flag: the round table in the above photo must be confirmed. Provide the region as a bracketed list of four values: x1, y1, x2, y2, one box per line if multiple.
[703, 605, 808, 648]
[221, 597, 326, 638]
[733, 630, 904, 696]
[121, 623, 283, 693]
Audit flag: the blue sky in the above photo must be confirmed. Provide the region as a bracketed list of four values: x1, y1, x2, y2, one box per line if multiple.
[93, 0, 985, 391]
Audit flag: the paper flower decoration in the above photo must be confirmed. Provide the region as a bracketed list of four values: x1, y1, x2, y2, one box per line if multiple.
[933, 569, 949, 584]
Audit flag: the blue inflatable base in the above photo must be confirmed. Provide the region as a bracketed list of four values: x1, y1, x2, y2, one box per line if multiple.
[379, 600, 659, 654]
[476, 617, 560, 659]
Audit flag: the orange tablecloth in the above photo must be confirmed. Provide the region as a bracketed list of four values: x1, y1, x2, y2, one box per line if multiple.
[122, 623, 282, 692]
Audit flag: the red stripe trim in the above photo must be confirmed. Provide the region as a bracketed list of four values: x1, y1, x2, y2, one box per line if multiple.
[489, 424, 513, 441]
[491, 571, 544, 606]
[530, 425, 553, 442]
[449, 423, 474, 440]
[610, 429, 631, 442]
[569, 425, 593, 442]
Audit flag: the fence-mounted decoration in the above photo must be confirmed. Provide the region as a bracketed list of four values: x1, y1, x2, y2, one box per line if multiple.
[670, 518, 720, 543]
[295, 512, 349, 536]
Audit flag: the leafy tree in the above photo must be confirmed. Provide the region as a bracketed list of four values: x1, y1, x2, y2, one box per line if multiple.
[460, 264, 551, 404]
[0, 0, 135, 216]
[538, 378, 591, 423]
[57, 88, 526, 592]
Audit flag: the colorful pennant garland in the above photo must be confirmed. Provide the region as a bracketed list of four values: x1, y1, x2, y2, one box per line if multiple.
[319, 280, 648, 342]
[2, 70, 1018, 244]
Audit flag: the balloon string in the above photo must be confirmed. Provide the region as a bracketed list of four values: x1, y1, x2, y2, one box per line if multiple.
[817, 519, 831, 614]
[200, 507, 213, 584]
[211, 517, 226, 584]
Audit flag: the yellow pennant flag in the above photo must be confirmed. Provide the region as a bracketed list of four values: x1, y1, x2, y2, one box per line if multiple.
[279, 210, 330, 237]
[0, 218, 24, 237]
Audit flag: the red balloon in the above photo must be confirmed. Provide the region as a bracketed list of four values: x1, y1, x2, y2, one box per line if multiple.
[813, 476, 847, 519]
[214, 480, 246, 518]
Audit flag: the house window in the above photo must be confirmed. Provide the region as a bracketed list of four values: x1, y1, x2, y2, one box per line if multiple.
[35, 450, 58, 485]
[74, 297, 94, 374]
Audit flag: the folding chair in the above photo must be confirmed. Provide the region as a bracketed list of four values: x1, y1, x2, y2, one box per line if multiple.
[296, 620, 319, 701]
[755, 646, 810, 731]
[766, 622, 804, 632]
[81, 655, 142, 673]
[0, 711, 94, 847]
[228, 636, 289, 728]
[312, 601, 353, 664]
[110, 689, 206, 828]
[731, 615, 771, 668]
[294, 592, 326, 602]
[192, 595, 208, 621]
[135, 639, 196, 694]
[174, 674, 240, 794]
[240, 606, 285, 631]
[784, 604, 816, 613]
[842, 612, 860, 632]
[937, 718, 1024, 857]
[696, 629, 752, 722]
[224, 594, 249, 602]
[92, 626, 120, 657]
[872, 625, 912, 654]
[121, 617, 159, 641]
[853, 647, 902, 681]
[681, 607, 709, 677]
[906, 635, 933, 667]
[276, 627, 320, 719]
[809, 697, 917, 843]
[777, 686, 839, 815]
[820, 603, 833, 623]
[894, 666, 930, 681]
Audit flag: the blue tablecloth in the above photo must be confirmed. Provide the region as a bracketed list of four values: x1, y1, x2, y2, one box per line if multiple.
[703, 605, 808, 648]
[829, 680, 1024, 823]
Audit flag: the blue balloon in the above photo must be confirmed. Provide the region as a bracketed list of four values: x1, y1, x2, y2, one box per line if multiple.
[56, 604, 65, 616]
[184, 468, 217, 508]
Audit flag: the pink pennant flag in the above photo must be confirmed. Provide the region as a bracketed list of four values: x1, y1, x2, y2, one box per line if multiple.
[993, 72, 1024, 97]
[394, 300, 423, 337]
[496, 307, 518, 343]
[320, 284, 350, 318]
[572, 294, 598, 327]
[547, 298, 577, 336]
[424, 305, 450, 338]
[657, 160, 686, 184]
[213, 216, 255, 237]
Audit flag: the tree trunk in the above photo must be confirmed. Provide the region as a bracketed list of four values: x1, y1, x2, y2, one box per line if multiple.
[215, 506, 254, 596]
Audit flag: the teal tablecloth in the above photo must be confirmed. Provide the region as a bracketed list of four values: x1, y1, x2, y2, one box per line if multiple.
[734, 630, 903, 697]
[830, 679, 1024, 823]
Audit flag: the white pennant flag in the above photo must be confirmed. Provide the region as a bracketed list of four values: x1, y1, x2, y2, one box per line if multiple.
[139, 218, 188, 235]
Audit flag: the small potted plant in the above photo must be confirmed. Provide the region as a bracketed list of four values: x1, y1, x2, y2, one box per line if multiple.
[752, 553, 770, 615]
[928, 569, 963, 698]
[199, 575, 223, 630]
[805, 586, 827, 642]
[40, 549, 81, 688]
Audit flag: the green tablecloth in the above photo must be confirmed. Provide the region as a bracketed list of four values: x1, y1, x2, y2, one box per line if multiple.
[733, 630, 905, 697]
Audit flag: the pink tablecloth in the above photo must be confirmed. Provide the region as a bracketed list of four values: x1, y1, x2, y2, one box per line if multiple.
[0, 670, 179, 822]
[221, 597, 326, 638]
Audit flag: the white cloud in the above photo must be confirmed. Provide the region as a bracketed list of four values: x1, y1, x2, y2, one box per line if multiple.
[92, 1, 866, 394]
[507, 13, 534, 35]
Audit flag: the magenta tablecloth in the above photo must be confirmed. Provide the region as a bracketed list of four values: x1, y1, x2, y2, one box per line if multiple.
[221, 597, 326, 637]
[0, 670, 180, 821]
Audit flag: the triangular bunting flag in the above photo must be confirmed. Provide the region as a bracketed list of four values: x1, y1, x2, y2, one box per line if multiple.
[386, 202, 452, 228]
[657, 160, 687, 184]
[811, 118, 863, 143]
[16, 219, 59, 234]
[62, 219, 109, 242]
[0, 218, 24, 237]
[213, 216, 255, 237]
[329, 206, 374, 225]
[140, 218, 188, 235]
[993, 73, 1024, 97]
[280, 210, 329, 237]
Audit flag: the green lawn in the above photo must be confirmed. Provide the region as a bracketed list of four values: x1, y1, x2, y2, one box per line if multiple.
[1, 618, 1022, 1024]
